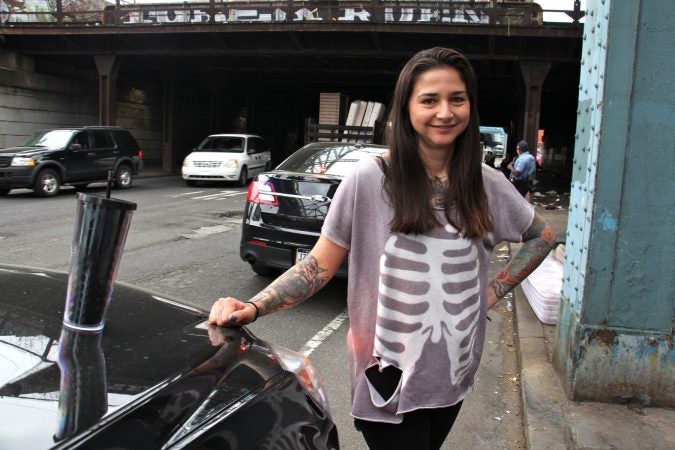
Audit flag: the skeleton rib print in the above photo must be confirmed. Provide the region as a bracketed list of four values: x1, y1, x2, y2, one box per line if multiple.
[374, 223, 481, 386]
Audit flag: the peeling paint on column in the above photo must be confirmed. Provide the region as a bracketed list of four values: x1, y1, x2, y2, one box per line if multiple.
[572, 326, 675, 405]
[592, 329, 616, 346]
[557, 305, 674, 406]
[596, 209, 618, 231]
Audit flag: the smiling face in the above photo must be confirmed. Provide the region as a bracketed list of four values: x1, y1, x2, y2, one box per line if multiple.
[407, 66, 470, 156]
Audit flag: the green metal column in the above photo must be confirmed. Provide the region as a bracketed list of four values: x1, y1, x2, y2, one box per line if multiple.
[553, 0, 674, 406]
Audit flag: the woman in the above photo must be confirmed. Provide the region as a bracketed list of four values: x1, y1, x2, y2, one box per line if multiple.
[209, 47, 556, 450]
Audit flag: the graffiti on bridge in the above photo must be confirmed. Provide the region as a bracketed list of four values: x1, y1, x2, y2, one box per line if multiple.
[119, 7, 489, 25]
[0, 1, 503, 25]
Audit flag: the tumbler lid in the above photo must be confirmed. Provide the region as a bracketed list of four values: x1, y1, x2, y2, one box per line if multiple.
[76, 193, 137, 211]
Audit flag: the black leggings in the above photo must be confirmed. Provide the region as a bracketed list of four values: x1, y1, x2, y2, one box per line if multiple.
[353, 402, 463, 450]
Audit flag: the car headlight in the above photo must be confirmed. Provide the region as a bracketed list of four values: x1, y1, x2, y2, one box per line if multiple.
[272, 346, 332, 416]
[224, 159, 239, 169]
[182, 158, 191, 167]
[11, 157, 36, 167]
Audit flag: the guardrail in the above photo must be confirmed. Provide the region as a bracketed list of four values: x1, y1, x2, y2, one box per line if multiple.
[0, 1, 583, 27]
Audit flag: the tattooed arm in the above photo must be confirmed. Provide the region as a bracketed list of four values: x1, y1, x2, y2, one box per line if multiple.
[487, 213, 556, 310]
[209, 235, 348, 326]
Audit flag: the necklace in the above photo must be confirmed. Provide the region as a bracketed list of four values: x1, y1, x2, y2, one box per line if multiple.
[427, 170, 448, 180]
[431, 176, 448, 207]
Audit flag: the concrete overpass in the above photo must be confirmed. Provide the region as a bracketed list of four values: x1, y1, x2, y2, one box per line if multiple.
[0, 0, 583, 172]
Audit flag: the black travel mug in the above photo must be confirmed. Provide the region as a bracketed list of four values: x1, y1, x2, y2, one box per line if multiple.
[63, 193, 136, 332]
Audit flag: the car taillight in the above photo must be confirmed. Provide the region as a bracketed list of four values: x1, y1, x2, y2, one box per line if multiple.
[138, 150, 143, 159]
[247, 239, 268, 247]
[246, 179, 278, 206]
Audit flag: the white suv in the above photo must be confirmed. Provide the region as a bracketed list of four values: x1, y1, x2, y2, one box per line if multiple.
[181, 134, 271, 186]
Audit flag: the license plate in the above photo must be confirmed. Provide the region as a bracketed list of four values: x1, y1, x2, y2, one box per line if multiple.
[295, 248, 310, 264]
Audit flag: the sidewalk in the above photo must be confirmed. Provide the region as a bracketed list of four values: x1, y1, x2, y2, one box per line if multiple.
[513, 202, 675, 449]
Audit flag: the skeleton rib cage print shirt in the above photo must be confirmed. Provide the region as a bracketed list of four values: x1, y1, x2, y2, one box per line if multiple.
[322, 157, 533, 424]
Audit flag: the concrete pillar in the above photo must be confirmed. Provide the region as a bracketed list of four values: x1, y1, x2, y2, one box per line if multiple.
[161, 73, 176, 174]
[553, 0, 674, 406]
[519, 60, 550, 150]
[94, 55, 119, 126]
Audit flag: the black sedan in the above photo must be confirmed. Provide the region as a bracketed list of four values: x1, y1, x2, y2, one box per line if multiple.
[240, 142, 387, 276]
[0, 264, 338, 449]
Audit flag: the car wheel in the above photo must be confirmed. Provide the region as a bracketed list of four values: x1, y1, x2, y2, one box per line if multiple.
[238, 167, 248, 187]
[33, 168, 61, 197]
[0, 188, 10, 196]
[114, 165, 133, 189]
[185, 180, 198, 187]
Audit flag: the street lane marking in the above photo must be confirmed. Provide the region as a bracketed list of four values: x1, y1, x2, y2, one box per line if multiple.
[165, 190, 245, 200]
[192, 191, 245, 200]
[167, 191, 205, 197]
[300, 309, 349, 357]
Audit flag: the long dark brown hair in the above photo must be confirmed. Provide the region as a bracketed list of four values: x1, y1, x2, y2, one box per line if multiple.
[384, 47, 493, 238]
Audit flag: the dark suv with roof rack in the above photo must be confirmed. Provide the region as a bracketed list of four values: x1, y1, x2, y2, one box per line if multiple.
[0, 126, 143, 197]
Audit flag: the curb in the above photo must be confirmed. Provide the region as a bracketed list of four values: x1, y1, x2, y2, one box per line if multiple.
[513, 286, 568, 449]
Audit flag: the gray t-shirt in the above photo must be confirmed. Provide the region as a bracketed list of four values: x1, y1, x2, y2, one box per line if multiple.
[322, 157, 534, 424]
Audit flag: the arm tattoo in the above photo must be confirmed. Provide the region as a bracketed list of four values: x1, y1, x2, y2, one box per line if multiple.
[492, 215, 556, 300]
[248, 255, 330, 316]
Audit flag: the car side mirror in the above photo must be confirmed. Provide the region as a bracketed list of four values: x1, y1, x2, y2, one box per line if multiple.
[70, 143, 82, 151]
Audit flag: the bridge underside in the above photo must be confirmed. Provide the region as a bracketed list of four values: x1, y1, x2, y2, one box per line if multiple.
[0, 23, 582, 169]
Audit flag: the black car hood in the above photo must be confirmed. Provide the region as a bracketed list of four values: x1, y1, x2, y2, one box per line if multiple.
[0, 146, 55, 156]
[0, 265, 290, 449]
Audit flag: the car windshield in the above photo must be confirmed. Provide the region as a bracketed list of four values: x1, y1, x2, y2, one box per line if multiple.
[277, 144, 386, 176]
[22, 130, 75, 148]
[196, 136, 245, 153]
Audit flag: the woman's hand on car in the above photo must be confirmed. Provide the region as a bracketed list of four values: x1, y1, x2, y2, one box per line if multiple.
[209, 298, 257, 327]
